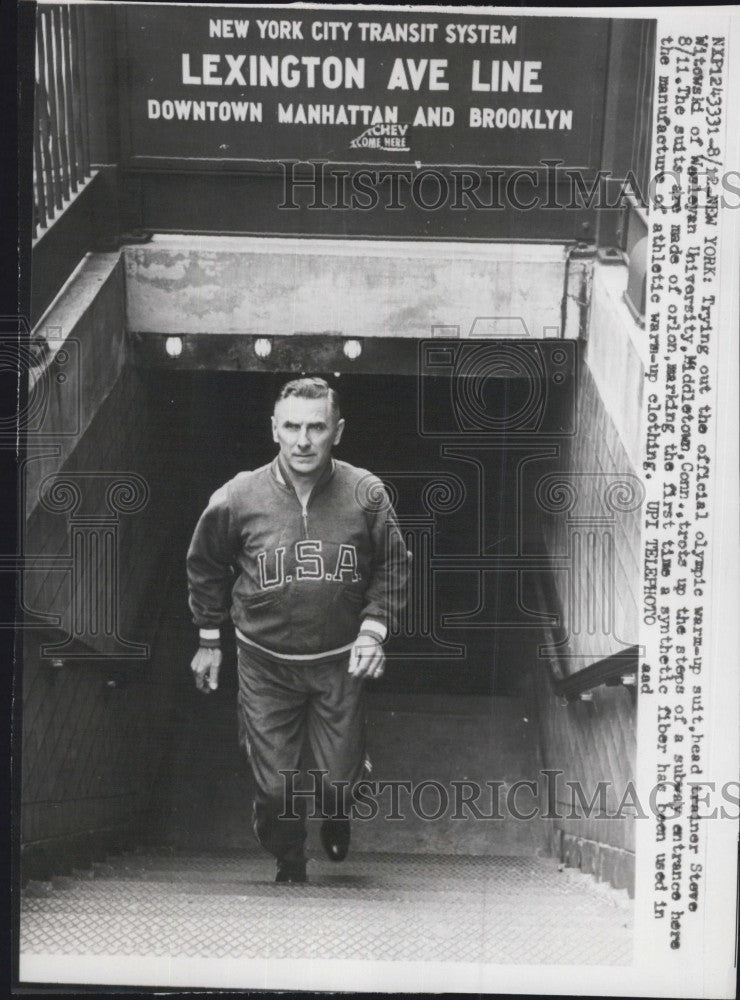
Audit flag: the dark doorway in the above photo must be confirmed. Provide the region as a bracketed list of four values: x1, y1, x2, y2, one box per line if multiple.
[149, 369, 557, 699]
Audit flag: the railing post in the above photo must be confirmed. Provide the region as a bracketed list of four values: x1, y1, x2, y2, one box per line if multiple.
[40, 8, 63, 212]
[51, 5, 71, 203]
[60, 4, 78, 191]
[35, 22, 55, 224]
[75, 4, 91, 174]
[32, 82, 47, 235]
[69, 3, 85, 181]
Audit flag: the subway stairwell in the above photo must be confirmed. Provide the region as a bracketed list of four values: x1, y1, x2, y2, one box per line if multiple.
[19, 6, 662, 981]
[20, 242, 641, 977]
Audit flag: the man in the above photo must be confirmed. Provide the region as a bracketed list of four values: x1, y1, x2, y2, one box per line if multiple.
[187, 377, 408, 883]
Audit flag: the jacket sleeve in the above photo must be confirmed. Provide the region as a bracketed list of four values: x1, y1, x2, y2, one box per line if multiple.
[186, 483, 236, 629]
[361, 482, 409, 634]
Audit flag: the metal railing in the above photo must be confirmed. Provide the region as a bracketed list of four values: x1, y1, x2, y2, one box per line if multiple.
[33, 3, 92, 240]
[535, 572, 639, 703]
[549, 646, 639, 703]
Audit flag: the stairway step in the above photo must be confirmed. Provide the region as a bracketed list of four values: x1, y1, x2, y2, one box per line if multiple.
[21, 851, 632, 967]
[24, 876, 598, 904]
[24, 853, 630, 903]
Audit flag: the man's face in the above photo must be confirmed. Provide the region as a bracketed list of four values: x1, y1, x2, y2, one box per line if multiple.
[272, 395, 345, 479]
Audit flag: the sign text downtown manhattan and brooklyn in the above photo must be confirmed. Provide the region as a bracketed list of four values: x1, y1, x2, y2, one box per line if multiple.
[123, 7, 615, 169]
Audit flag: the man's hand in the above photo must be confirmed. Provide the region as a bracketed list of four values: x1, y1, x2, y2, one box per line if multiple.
[348, 634, 385, 679]
[191, 646, 222, 693]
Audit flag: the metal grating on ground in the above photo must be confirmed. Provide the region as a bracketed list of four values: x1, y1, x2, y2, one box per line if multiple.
[21, 851, 633, 966]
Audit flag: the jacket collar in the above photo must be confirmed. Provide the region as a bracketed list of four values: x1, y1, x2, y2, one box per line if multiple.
[273, 455, 336, 494]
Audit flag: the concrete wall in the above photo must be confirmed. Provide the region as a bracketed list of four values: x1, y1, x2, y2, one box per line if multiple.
[24, 253, 126, 521]
[124, 235, 573, 340]
[21, 256, 184, 875]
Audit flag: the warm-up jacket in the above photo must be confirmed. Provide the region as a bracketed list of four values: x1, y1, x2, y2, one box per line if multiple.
[187, 457, 409, 662]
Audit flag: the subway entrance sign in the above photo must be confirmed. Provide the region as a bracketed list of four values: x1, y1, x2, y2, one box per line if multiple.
[119, 6, 610, 171]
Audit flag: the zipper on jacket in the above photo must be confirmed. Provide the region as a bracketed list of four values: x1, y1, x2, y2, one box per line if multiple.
[274, 456, 334, 540]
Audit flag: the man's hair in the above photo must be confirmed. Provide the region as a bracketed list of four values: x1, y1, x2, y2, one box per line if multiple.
[275, 377, 341, 420]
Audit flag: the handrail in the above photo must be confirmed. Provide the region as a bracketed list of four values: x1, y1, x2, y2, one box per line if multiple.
[550, 646, 639, 703]
[535, 570, 639, 702]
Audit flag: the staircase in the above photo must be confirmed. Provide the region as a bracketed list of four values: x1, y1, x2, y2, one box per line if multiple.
[21, 848, 632, 983]
[20, 686, 633, 983]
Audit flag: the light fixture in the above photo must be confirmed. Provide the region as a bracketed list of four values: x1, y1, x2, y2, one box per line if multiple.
[343, 339, 362, 360]
[254, 337, 272, 358]
[165, 336, 183, 358]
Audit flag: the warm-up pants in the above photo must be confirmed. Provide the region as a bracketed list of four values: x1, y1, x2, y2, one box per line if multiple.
[236, 643, 367, 864]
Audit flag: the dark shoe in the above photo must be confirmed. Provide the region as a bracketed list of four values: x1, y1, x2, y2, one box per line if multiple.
[275, 859, 307, 884]
[320, 818, 351, 862]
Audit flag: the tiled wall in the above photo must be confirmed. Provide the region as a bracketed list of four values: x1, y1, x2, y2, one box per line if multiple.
[20, 362, 185, 867]
[535, 264, 644, 894]
[542, 360, 643, 668]
[534, 663, 637, 893]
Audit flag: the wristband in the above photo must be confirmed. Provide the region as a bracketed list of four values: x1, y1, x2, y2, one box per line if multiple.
[357, 630, 383, 643]
[360, 618, 388, 642]
[199, 628, 221, 649]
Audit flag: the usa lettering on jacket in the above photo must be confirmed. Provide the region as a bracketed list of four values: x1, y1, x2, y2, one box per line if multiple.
[257, 541, 361, 589]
